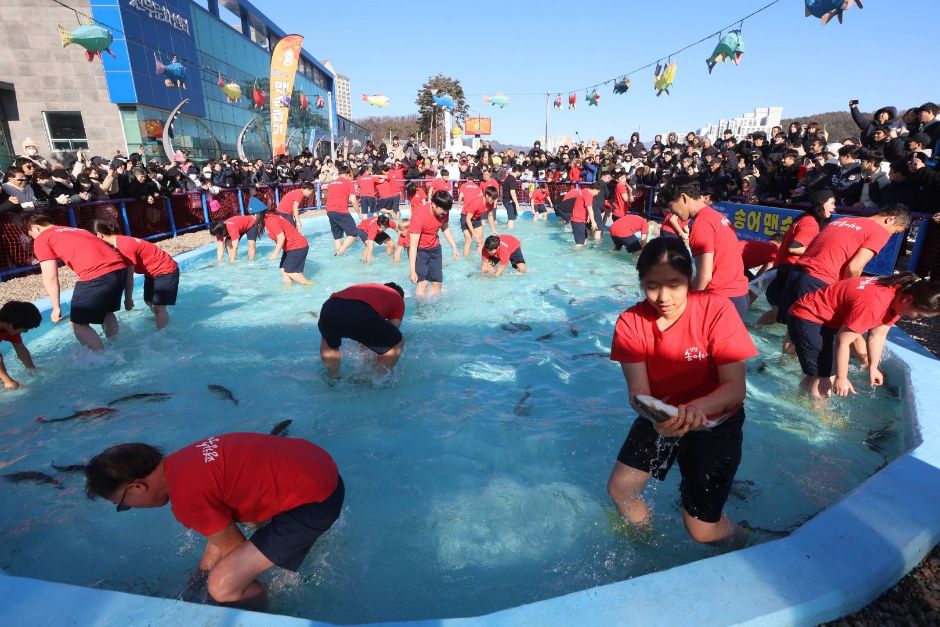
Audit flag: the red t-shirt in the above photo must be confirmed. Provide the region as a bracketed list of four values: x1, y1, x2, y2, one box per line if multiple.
[222, 215, 257, 241]
[797, 217, 890, 284]
[531, 188, 549, 205]
[482, 234, 521, 265]
[661, 215, 690, 236]
[332, 283, 405, 320]
[263, 214, 308, 251]
[376, 178, 397, 198]
[612, 182, 631, 218]
[688, 206, 748, 298]
[0, 330, 23, 345]
[408, 203, 447, 249]
[357, 216, 396, 241]
[610, 292, 758, 414]
[482, 178, 499, 193]
[276, 189, 306, 214]
[114, 235, 178, 277]
[459, 181, 482, 205]
[465, 195, 494, 220]
[410, 188, 427, 210]
[324, 178, 355, 213]
[165, 432, 338, 537]
[566, 188, 588, 223]
[356, 175, 377, 197]
[789, 276, 901, 332]
[388, 168, 405, 192]
[775, 214, 820, 267]
[428, 178, 450, 195]
[32, 227, 126, 281]
[569, 166, 581, 180]
[610, 214, 648, 239]
[739, 239, 780, 270]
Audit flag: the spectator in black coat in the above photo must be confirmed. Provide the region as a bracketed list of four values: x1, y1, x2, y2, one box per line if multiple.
[918, 102, 940, 152]
[849, 101, 897, 148]
[126, 169, 161, 204]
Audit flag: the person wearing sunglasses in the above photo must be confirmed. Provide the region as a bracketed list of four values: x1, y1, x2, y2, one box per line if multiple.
[85, 433, 344, 609]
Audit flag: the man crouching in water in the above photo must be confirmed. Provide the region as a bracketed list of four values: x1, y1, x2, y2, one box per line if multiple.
[85, 432, 344, 608]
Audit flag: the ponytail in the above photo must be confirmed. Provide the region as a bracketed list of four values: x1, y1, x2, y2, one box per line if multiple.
[89, 219, 120, 237]
[878, 273, 940, 314]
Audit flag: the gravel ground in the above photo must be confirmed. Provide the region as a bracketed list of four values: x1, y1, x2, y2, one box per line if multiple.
[2, 225, 939, 623]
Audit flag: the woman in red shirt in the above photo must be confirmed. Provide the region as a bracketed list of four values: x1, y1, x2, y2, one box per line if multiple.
[607, 237, 757, 546]
[249, 203, 312, 286]
[91, 220, 179, 329]
[787, 273, 940, 400]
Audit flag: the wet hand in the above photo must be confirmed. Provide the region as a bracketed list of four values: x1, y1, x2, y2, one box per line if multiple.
[869, 367, 884, 387]
[3, 380, 20, 390]
[834, 377, 856, 397]
[409, 270, 418, 284]
[124, 298, 134, 311]
[51, 308, 62, 323]
[268, 254, 277, 262]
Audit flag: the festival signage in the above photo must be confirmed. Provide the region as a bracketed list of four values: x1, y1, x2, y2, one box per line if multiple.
[464, 117, 492, 136]
[127, 0, 191, 35]
[714, 201, 904, 277]
[269, 34, 303, 158]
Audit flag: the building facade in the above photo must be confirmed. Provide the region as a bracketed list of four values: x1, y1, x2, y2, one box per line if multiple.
[697, 106, 784, 143]
[322, 60, 351, 120]
[0, 0, 338, 168]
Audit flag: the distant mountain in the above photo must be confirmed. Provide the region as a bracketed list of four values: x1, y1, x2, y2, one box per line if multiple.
[781, 111, 861, 143]
[488, 140, 529, 154]
[355, 115, 420, 144]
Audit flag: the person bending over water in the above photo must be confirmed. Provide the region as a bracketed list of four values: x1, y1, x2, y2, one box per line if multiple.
[607, 237, 757, 546]
[210, 214, 260, 263]
[481, 234, 526, 276]
[85, 433, 343, 609]
[0, 301, 41, 389]
[248, 201, 312, 286]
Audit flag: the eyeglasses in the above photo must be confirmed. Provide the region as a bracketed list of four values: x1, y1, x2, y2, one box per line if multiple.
[12, 178, 26, 182]
[115, 484, 132, 512]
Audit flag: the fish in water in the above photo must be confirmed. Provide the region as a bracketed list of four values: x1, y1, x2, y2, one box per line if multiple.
[864, 425, 896, 454]
[730, 479, 759, 502]
[208, 384, 238, 405]
[572, 352, 609, 360]
[3, 471, 62, 488]
[51, 462, 87, 473]
[756, 361, 768, 374]
[107, 392, 172, 407]
[553, 283, 571, 295]
[536, 332, 556, 342]
[270, 419, 293, 436]
[513, 388, 532, 416]
[568, 324, 579, 338]
[501, 322, 532, 333]
[308, 311, 319, 319]
[36, 407, 118, 424]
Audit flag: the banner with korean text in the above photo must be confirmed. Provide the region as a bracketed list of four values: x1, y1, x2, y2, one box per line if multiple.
[270, 34, 304, 158]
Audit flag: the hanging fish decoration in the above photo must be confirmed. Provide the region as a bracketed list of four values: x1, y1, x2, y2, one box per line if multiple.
[568, 92, 577, 109]
[613, 78, 630, 94]
[553, 93, 562, 109]
[252, 81, 267, 109]
[431, 90, 456, 109]
[315, 95, 325, 109]
[706, 30, 744, 73]
[362, 94, 390, 107]
[805, 0, 863, 25]
[587, 89, 600, 106]
[58, 19, 114, 62]
[482, 94, 511, 108]
[654, 62, 676, 97]
[154, 53, 186, 88]
[217, 72, 242, 103]
[298, 91, 310, 110]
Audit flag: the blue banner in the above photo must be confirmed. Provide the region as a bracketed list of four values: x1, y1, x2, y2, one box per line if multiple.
[714, 201, 903, 277]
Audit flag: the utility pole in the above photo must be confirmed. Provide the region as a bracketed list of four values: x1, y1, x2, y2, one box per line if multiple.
[545, 92, 551, 151]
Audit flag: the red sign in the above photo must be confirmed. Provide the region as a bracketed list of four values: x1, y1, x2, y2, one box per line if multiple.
[465, 117, 492, 136]
[140, 119, 164, 140]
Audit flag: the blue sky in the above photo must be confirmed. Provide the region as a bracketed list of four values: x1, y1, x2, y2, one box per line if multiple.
[258, 0, 939, 145]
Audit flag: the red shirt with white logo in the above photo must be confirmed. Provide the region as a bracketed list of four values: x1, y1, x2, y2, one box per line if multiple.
[388, 168, 405, 193]
[531, 188, 549, 205]
[465, 195, 494, 220]
[482, 178, 499, 193]
[739, 239, 780, 269]
[458, 181, 482, 205]
[482, 234, 521, 265]
[688, 206, 748, 298]
[276, 189, 307, 214]
[408, 203, 448, 249]
[32, 227, 126, 281]
[356, 175, 377, 197]
[612, 182, 631, 218]
[568, 188, 589, 223]
[164, 432, 338, 537]
[357, 216, 396, 241]
[796, 217, 890, 284]
[610, 214, 648, 239]
[324, 178, 355, 213]
[376, 178, 397, 198]
[113, 235, 178, 277]
[332, 283, 405, 321]
[221, 215, 256, 241]
[428, 178, 450, 196]
[263, 214, 308, 251]
[410, 188, 427, 210]
[788, 276, 901, 332]
[775, 214, 820, 267]
[610, 292, 758, 411]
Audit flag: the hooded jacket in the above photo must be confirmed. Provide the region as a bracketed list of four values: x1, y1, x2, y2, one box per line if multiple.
[851, 105, 898, 148]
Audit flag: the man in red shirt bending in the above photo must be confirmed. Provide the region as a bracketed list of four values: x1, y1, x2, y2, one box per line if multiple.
[25, 213, 128, 351]
[275, 182, 314, 228]
[481, 234, 526, 277]
[85, 433, 343, 609]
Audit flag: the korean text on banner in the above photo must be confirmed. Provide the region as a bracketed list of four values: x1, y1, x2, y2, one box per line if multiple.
[270, 34, 304, 158]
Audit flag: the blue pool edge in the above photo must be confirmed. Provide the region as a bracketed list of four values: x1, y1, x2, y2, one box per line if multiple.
[5, 226, 940, 627]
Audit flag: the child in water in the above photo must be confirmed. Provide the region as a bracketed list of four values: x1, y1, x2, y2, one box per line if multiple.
[0, 301, 41, 389]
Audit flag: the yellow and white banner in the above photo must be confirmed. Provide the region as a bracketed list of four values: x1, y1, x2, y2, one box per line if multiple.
[269, 34, 303, 157]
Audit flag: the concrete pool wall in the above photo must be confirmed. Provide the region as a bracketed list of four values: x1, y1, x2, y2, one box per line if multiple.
[3, 232, 940, 626]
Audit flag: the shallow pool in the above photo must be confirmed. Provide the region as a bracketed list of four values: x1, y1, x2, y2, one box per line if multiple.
[0, 213, 904, 623]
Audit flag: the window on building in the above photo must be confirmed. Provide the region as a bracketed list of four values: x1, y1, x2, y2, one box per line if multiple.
[43, 111, 88, 151]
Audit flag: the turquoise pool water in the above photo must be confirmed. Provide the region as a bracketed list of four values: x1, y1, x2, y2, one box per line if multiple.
[0, 213, 904, 623]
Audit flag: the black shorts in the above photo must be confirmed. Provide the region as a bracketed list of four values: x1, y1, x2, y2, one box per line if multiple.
[377, 196, 398, 213]
[534, 203, 546, 214]
[556, 199, 574, 221]
[777, 267, 827, 324]
[280, 246, 308, 274]
[592, 205, 605, 231]
[459, 214, 470, 232]
[470, 217, 483, 229]
[275, 211, 296, 227]
[318, 298, 403, 353]
[503, 199, 518, 220]
[360, 197, 377, 215]
[509, 249, 525, 268]
[788, 316, 837, 377]
[70, 268, 126, 325]
[249, 475, 345, 572]
[328, 212, 358, 239]
[572, 222, 587, 245]
[245, 225, 259, 241]
[616, 408, 745, 523]
[765, 265, 790, 307]
[611, 234, 642, 253]
[143, 270, 179, 306]
[415, 245, 443, 283]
